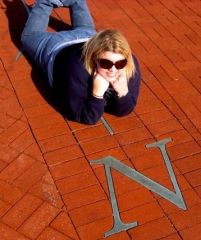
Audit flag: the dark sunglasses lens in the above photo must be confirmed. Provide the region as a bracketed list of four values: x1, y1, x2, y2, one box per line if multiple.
[99, 59, 113, 69]
[115, 59, 127, 69]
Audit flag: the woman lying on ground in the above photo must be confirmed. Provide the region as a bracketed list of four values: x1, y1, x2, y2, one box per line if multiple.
[21, 0, 141, 124]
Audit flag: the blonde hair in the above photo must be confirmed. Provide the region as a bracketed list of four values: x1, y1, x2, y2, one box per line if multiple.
[82, 29, 135, 80]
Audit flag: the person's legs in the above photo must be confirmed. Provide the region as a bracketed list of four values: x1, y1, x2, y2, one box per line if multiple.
[68, 0, 95, 30]
[21, 0, 96, 72]
[21, 0, 58, 67]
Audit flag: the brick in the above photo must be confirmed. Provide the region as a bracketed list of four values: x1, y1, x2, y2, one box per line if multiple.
[157, 129, 193, 146]
[118, 188, 155, 212]
[24, 143, 44, 162]
[0, 222, 29, 240]
[139, 108, 173, 125]
[28, 180, 64, 208]
[180, 118, 201, 141]
[135, 95, 165, 115]
[191, 116, 201, 129]
[1, 95, 23, 120]
[0, 120, 28, 145]
[168, 141, 201, 161]
[159, 188, 201, 214]
[19, 92, 47, 109]
[141, 164, 180, 184]
[50, 157, 90, 180]
[102, 172, 142, 197]
[67, 119, 90, 131]
[0, 199, 11, 217]
[1, 1, 201, 239]
[44, 144, 83, 165]
[128, 217, 175, 240]
[148, 119, 183, 137]
[0, 112, 16, 129]
[2, 194, 42, 229]
[69, 200, 112, 227]
[77, 217, 130, 240]
[115, 127, 152, 146]
[50, 212, 79, 240]
[18, 202, 61, 239]
[122, 201, 164, 225]
[74, 124, 109, 142]
[28, 112, 64, 129]
[123, 138, 155, 159]
[14, 162, 48, 191]
[63, 184, 106, 210]
[164, 99, 187, 120]
[0, 179, 23, 205]
[86, 147, 127, 162]
[131, 147, 165, 171]
[56, 170, 98, 194]
[0, 154, 35, 183]
[174, 153, 201, 174]
[108, 116, 143, 133]
[161, 233, 182, 240]
[37, 227, 71, 240]
[80, 135, 119, 155]
[185, 169, 201, 187]
[9, 129, 34, 152]
[32, 122, 69, 141]
[24, 103, 55, 119]
[39, 133, 76, 153]
[0, 159, 7, 172]
[169, 203, 201, 230]
[195, 185, 201, 198]
[180, 222, 201, 240]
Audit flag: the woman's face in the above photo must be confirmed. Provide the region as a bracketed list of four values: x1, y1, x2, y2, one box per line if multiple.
[96, 51, 127, 83]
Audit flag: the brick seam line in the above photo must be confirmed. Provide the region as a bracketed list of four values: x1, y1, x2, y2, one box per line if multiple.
[51, 1, 199, 239]
[117, 0, 201, 97]
[135, 1, 201, 93]
[66, 41, 199, 240]
[145, 65, 201, 146]
[1, 2, 199, 240]
[4, 1, 89, 237]
[0, 4, 80, 234]
[115, 1, 201, 239]
[14, 2, 117, 236]
[116, 1, 201, 146]
[0, 51, 81, 240]
[132, 2, 200, 239]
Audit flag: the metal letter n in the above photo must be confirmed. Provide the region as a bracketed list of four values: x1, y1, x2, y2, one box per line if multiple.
[90, 138, 187, 237]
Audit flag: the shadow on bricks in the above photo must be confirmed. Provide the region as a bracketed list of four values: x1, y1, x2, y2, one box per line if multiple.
[3, 0, 72, 117]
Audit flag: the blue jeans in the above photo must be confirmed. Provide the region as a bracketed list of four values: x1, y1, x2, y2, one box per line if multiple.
[21, 0, 96, 85]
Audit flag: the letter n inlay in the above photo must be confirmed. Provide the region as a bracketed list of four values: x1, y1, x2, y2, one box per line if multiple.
[90, 138, 187, 237]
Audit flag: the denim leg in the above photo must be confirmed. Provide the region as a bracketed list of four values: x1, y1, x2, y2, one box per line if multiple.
[68, 0, 95, 29]
[21, 0, 96, 73]
[21, 0, 55, 66]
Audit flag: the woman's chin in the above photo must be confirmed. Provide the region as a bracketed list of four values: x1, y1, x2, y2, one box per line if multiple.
[106, 75, 117, 82]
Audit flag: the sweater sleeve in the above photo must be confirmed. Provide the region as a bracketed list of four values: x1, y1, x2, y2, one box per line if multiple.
[105, 54, 141, 116]
[53, 45, 105, 125]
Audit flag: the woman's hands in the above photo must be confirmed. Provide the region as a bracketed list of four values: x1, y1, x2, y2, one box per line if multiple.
[92, 70, 128, 99]
[92, 72, 109, 98]
[110, 71, 128, 97]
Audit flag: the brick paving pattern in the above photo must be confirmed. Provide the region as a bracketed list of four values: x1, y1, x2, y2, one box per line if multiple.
[0, 0, 201, 239]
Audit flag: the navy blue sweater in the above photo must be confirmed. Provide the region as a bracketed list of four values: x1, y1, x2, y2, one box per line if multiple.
[53, 42, 141, 124]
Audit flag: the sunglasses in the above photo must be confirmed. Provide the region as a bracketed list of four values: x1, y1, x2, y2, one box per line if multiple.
[97, 58, 127, 70]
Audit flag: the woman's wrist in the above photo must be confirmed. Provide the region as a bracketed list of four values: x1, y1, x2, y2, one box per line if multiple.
[117, 90, 128, 98]
[92, 93, 104, 99]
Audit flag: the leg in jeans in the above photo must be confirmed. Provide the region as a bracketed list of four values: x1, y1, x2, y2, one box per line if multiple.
[21, 0, 96, 71]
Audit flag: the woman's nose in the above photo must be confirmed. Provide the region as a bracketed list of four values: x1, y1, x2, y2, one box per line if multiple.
[109, 65, 117, 71]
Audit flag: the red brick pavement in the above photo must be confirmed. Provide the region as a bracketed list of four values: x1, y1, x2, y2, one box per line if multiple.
[0, 0, 201, 239]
